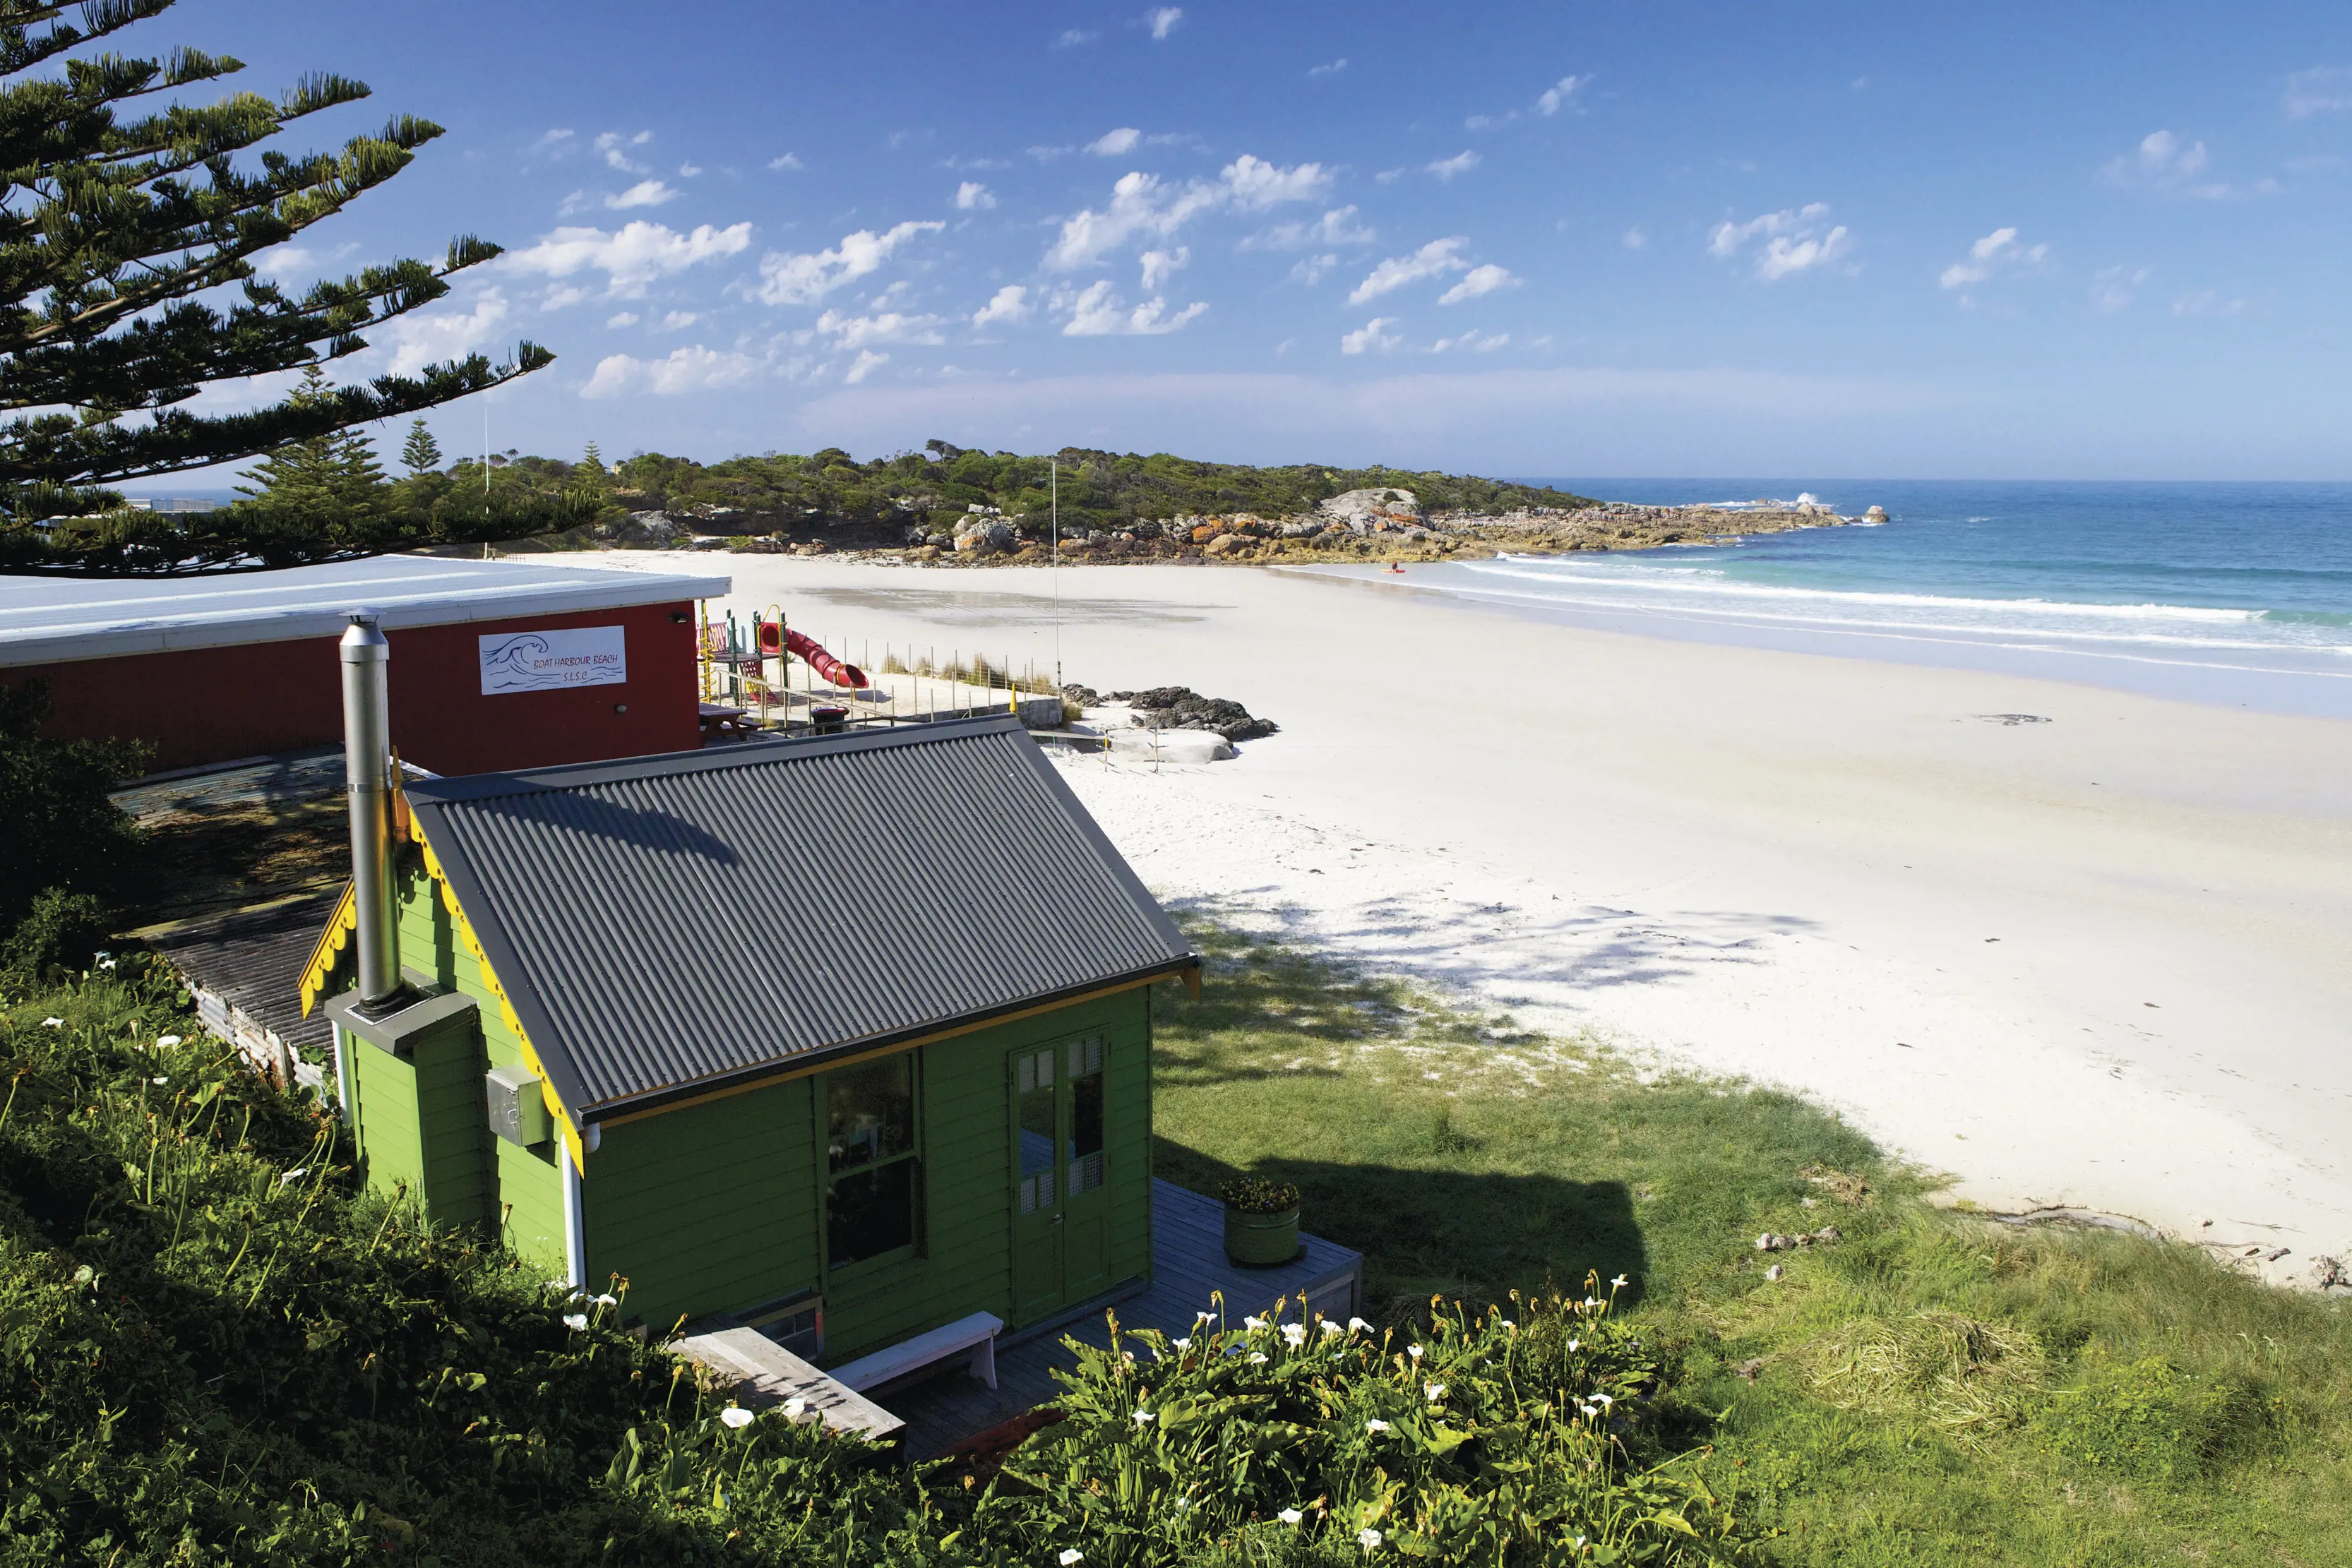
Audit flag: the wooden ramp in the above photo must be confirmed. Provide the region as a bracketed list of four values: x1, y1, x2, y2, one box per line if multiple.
[883, 1179, 1363, 1458]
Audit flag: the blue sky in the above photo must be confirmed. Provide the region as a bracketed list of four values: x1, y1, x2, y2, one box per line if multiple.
[145, 2, 2352, 478]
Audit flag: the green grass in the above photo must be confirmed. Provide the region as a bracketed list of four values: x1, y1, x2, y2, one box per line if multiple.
[1152, 917, 2352, 1567]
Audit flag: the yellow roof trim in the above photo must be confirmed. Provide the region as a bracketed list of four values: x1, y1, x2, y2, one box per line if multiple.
[411, 813, 589, 1175]
[298, 881, 357, 1018]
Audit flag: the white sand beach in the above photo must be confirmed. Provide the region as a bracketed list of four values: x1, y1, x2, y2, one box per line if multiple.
[603, 551, 2352, 1281]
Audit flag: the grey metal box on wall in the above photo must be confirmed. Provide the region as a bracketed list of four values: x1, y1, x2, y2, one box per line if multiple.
[486, 1062, 553, 1148]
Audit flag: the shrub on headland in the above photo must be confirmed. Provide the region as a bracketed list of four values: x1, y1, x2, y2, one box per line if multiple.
[0, 965, 1753, 1567]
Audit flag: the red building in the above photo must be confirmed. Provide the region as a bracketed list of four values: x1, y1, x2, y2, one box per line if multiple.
[0, 556, 731, 776]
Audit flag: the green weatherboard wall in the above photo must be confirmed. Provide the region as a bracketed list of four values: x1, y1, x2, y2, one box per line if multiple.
[333, 849, 1157, 1362]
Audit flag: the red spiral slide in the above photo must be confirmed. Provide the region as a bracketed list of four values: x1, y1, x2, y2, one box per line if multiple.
[756, 620, 868, 688]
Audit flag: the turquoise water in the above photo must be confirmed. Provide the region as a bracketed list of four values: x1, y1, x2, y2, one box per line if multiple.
[1357, 481, 2352, 717]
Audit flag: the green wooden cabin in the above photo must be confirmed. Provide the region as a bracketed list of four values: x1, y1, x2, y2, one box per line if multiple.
[300, 715, 1197, 1364]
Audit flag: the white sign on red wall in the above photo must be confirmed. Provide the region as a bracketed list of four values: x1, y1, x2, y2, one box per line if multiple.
[479, 626, 628, 694]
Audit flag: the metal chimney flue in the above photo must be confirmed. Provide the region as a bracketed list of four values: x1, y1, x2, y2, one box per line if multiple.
[339, 612, 400, 1005]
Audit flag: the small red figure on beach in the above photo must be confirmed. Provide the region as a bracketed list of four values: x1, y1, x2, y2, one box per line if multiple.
[1383, 563, 1406, 574]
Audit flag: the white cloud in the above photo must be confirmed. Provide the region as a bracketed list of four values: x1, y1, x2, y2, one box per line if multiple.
[1053, 28, 1099, 48]
[2171, 290, 2247, 318]
[1621, 226, 1646, 250]
[595, 130, 652, 174]
[530, 128, 575, 155]
[1347, 237, 1469, 304]
[1288, 253, 1339, 285]
[955, 181, 996, 210]
[769, 152, 805, 172]
[678, 161, 702, 177]
[1339, 318, 1402, 355]
[2103, 129, 2227, 195]
[1139, 246, 1188, 291]
[1057, 279, 1207, 335]
[815, 309, 948, 347]
[1707, 204, 1851, 280]
[1938, 226, 2049, 293]
[1310, 58, 1347, 77]
[582, 344, 760, 399]
[972, 284, 1033, 328]
[1437, 263, 1518, 304]
[1426, 150, 1481, 181]
[753, 220, 945, 305]
[539, 285, 588, 311]
[844, 349, 890, 384]
[661, 310, 699, 329]
[1046, 157, 1328, 269]
[252, 244, 313, 277]
[1147, 6, 1182, 40]
[605, 179, 679, 210]
[501, 220, 753, 297]
[382, 289, 508, 376]
[1222, 153, 1331, 208]
[2089, 265, 2148, 314]
[1088, 126, 1142, 156]
[1535, 74, 1588, 115]
[1431, 330, 1510, 353]
[605, 311, 639, 328]
[1250, 205, 1375, 251]
[2286, 66, 2352, 117]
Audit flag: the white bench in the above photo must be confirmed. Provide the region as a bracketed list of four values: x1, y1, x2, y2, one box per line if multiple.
[830, 1310, 1001, 1396]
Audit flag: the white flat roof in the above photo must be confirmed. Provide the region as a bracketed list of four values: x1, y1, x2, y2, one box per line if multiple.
[0, 556, 732, 667]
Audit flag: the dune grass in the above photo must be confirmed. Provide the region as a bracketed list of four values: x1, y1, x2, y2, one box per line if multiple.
[1152, 916, 2352, 1567]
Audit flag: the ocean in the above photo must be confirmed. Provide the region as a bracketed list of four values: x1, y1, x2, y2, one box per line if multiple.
[1327, 481, 2352, 719]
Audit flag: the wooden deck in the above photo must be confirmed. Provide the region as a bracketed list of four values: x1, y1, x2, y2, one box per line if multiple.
[881, 1180, 1363, 1457]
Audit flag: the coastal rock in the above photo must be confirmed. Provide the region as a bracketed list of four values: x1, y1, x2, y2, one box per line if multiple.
[1109, 728, 1234, 764]
[1204, 534, 1251, 556]
[1102, 685, 1279, 742]
[1865, 505, 1888, 522]
[954, 520, 1015, 554]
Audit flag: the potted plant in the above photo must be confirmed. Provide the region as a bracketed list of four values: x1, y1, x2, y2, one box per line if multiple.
[1219, 1176, 1301, 1267]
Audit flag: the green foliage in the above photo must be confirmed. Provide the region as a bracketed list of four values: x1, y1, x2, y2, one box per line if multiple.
[2034, 1355, 2264, 1481]
[400, 416, 443, 477]
[0, 678, 149, 937]
[0, 0, 554, 572]
[979, 1288, 1749, 1566]
[1219, 1176, 1301, 1214]
[1, 886, 113, 982]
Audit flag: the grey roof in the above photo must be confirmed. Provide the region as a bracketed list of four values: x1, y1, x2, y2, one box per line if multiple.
[402, 715, 1195, 1119]
[0, 555, 729, 668]
[153, 889, 342, 1063]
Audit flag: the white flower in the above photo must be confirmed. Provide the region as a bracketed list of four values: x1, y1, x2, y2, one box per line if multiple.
[278, 1167, 308, 1185]
[545, 1279, 568, 1290]
[1366, 1418, 1391, 1432]
[40, 1017, 61, 1028]
[1248, 1352, 1269, 1364]
[1279, 1507, 1304, 1525]
[1132, 1409, 1156, 1426]
[1171, 1337, 1192, 1351]
[97, 957, 116, 970]
[152, 1075, 167, 1084]
[1358, 1527, 1383, 1550]
[719, 1406, 754, 1428]
[1348, 1316, 1372, 1332]
[1611, 1274, 1628, 1288]
[1498, 1319, 1516, 1331]
[784, 1396, 808, 1418]
[1407, 1345, 1423, 1360]
[563, 1313, 588, 1331]
[1060, 1551, 1085, 1567]
[1593, 1392, 1614, 1407]
[1282, 1322, 1308, 1348]
[1321, 1320, 1345, 1336]
[1566, 1339, 1580, 1352]
[1244, 1315, 1267, 1331]
[594, 1293, 618, 1307]
[1425, 1381, 1447, 1401]
[1195, 1310, 1217, 1324]
[155, 1034, 181, 1046]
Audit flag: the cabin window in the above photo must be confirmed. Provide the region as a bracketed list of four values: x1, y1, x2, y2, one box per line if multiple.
[1067, 1035, 1106, 1198]
[824, 1054, 921, 1269]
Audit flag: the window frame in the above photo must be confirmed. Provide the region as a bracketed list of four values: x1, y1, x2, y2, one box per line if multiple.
[818, 1049, 925, 1276]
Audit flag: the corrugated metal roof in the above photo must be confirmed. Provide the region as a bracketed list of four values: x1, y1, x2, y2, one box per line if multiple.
[0, 556, 729, 668]
[404, 715, 1193, 1120]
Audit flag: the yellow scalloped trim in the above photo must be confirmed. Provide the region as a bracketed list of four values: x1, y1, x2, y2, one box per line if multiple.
[409, 814, 587, 1175]
[299, 882, 358, 1018]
